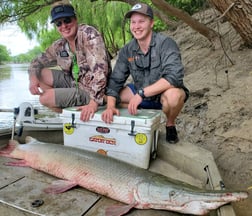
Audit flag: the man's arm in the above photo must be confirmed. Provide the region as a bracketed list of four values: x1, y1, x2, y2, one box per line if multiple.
[77, 25, 110, 121]
[142, 78, 174, 98]
[79, 25, 110, 106]
[29, 74, 41, 95]
[101, 96, 120, 124]
[78, 99, 99, 122]
[28, 43, 58, 95]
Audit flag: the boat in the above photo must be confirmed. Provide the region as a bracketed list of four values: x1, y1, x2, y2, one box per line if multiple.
[0, 102, 63, 146]
[0, 103, 238, 216]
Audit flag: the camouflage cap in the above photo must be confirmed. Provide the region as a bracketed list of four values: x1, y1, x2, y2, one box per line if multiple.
[125, 3, 153, 19]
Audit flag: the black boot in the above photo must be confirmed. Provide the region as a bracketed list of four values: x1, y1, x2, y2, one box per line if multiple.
[166, 126, 179, 144]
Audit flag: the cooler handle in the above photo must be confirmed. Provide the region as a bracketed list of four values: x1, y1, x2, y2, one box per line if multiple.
[128, 120, 136, 136]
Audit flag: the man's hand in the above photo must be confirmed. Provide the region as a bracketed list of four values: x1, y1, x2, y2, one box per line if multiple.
[29, 76, 41, 95]
[128, 94, 142, 115]
[78, 100, 98, 122]
[101, 107, 120, 124]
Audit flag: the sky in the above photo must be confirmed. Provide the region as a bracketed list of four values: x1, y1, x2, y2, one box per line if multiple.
[0, 24, 38, 56]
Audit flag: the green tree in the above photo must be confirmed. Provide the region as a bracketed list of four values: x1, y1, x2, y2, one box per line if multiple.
[76, 1, 132, 54]
[2, 0, 251, 51]
[12, 46, 42, 63]
[38, 28, 61, 50]
[6, 0, 133, 55]
[0, 0, 172, 56]
[0, 45, 11, 64]
[167, 0, 206, 15]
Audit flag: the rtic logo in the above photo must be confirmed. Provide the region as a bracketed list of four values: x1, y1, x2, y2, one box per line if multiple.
[96, 126, 110, 134]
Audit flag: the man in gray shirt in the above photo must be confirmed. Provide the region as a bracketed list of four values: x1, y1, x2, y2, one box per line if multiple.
[102, 3, 189, 143]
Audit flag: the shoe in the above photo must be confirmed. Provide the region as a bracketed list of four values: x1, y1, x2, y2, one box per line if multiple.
[166, 126, 179, 144]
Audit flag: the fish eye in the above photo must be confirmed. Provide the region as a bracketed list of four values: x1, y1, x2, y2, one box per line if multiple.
[169, 191, 176, 197]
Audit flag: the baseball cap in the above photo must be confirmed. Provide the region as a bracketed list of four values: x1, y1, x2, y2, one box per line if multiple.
[125, 3, 153, 19]
[51, 4, 76, 23]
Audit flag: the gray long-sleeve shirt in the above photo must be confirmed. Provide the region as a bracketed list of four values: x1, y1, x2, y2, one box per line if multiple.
[106, 32, 185, 102]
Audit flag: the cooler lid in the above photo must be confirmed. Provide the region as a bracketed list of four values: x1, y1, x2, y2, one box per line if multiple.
[61, 107, 161, 126]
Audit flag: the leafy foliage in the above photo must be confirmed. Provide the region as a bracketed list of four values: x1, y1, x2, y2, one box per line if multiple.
[0, 44, 11, 64]
[0, 0, 53, 23]
[37, 28, 61, 50]
[12, 46, 42, 63]
[18, 6, 52, 40]
[166, 0, 207, 15]
[0, 0, 207, 60]
[72, 0, 132, 55]
[4, 0, 133, 56]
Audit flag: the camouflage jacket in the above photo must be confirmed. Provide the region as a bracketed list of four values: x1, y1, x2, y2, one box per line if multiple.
[28, 24, 111, 105]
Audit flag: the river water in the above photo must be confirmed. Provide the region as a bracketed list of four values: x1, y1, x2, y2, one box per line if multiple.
[0, 63, 41, 129]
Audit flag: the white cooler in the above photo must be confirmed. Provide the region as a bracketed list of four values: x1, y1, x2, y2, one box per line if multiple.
[60, 107, 161, 169]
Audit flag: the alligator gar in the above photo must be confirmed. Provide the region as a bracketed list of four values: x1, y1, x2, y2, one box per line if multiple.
[0, 137, 248, 215]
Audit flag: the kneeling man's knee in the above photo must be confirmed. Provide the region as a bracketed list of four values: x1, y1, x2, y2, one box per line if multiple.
[162, 88, 185, 107]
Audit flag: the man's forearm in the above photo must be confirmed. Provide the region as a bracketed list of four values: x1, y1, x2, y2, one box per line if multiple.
[144, 78, 174, 97]
[106, 96, 117, 108]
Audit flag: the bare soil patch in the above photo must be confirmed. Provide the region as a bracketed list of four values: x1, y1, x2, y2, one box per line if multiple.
[168, 8, 252, 216]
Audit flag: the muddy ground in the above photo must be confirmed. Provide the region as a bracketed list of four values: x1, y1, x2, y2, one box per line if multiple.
[166, 8, 252, 216]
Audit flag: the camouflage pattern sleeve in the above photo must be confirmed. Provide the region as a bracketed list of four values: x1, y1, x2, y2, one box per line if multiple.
[28, 44, 59, 77]
[76, 25, 110, 105]
[28, 38, 77, 77]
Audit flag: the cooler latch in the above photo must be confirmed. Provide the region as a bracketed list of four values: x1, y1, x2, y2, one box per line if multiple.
[64, 113, 76, 130]
[128, 120, 136, 136]
[71, 113, 76, 128]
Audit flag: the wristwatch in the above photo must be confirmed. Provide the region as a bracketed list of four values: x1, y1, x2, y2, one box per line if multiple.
[137, 88, 145, 99]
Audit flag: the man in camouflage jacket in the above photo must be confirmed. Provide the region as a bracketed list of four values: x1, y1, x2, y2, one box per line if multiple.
[28, 3, 110, 121]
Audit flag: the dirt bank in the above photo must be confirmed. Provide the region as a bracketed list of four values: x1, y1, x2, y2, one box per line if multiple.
[168, 8, 252, 216]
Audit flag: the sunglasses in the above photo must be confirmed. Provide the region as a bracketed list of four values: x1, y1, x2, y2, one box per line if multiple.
[55, 17, 72, 27]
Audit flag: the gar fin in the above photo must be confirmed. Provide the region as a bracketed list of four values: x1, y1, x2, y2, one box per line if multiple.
[0, 139, 19, 157]
[43, 179, 78, 194]
[5, 159, 30, 167]
[105, 203, 136, 216]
